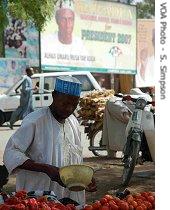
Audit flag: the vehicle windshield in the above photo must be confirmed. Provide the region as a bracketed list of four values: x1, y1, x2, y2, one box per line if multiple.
[5, 76, 24, 95]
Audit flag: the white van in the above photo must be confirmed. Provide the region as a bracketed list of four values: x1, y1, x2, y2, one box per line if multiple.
[0, 71, 102, 125]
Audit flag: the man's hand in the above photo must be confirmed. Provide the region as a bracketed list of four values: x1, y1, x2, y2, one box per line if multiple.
[19, 160, 66, 187]
[45, 165, 66, 187]
[85, 177, 97, 192]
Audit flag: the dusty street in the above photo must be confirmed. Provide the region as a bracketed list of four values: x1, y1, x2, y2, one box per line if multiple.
[84, 157, 154, 203]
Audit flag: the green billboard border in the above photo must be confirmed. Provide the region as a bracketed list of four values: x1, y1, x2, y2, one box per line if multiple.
[41, 64, 137, 75]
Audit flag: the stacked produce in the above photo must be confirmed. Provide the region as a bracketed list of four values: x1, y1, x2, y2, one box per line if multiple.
[0, 190, 155, 210]
[83, 191, 155, 210]
[78, 90, 115, 123]
[0, 191, 76, 210]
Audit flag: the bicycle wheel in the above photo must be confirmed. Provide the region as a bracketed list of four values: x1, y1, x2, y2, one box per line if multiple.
[89, 127, 108, 157]
[122, 140, 141, 186]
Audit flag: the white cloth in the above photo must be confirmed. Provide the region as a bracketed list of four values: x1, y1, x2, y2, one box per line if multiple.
[102, 93, 152, 152]
[41, 33, 92, 67]
[136, 55, 155, 87]
[102, 97, 130, 151]
[3, 107, 85, 205]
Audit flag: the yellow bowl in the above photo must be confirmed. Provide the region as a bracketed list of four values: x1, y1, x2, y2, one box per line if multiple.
[59, 164, 94, 191]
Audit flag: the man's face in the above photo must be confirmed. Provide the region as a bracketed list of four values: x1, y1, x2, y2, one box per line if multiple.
[56, 9, 74, 36]
[52, 91, 79, 120]
[11, 61, 16, 70]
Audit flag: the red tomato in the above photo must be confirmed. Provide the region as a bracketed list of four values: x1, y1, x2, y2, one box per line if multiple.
[37, 196, 47, 203]
[140, 192, 148, 198]
[119, 201, 129, 210]
[54, 203, 67, 210]
[135, 195, 146, 201]
[66, 205, 72, 210]
[100, 198, 108, 205]
[108, 200, 116, 206]
[140, 204, 147, 210]
[84, 205, 93, 210]
[112, 197, 121, 205]
[131, 201, 138, 208]
[126, 195, 134, 204]
[103, 195, 114, 201]
[6, 196, 20, 205]
[136, 206, 143, 210]
[99, 205, 110, 210]
[12, 204, 26, 210]
[143, 201, 152, 210]
[147, 196, 154, 204]
[129, 205, 134, 210]
[147, 191, 155, 196]
[136, 199, 143, 206]
[92, 201, 102, 210]
[15, 191, 27, 199]
[66, 204, 76, 210]
[0, 204, 11, 210]
[108, 201, 118, 210]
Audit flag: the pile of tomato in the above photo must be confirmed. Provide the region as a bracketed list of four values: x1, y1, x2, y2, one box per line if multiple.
[83, 192, 155, 210]
[0, 191, 76, 210]
[0, 190, 155, 210]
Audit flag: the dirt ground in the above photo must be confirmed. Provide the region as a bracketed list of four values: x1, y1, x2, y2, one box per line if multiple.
[3, 156, 155, 204]
[84, 157, 155, 203]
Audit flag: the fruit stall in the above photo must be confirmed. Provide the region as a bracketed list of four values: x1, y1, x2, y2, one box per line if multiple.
[0, 190, 155, 210]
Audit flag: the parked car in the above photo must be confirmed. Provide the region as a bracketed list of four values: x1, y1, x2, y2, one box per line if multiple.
[0, 71, 102, 125]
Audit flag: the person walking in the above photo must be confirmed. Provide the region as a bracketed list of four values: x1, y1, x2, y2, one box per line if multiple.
[8, 67, 34, 129]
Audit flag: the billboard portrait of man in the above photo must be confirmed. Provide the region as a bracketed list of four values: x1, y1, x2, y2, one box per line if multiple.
[41, 0, 91, 69]
[136, 20, 155, 87]
[56, 0, 75, 45]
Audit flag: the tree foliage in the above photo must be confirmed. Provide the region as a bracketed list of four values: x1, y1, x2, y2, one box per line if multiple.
[136, 0, 155, 18]
[0, 0, 56, 32]
[0, 0, 9, 31]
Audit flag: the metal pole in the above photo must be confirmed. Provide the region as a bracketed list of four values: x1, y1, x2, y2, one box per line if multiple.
[2, 0, 8, 57]
[38, 31, 42, 73]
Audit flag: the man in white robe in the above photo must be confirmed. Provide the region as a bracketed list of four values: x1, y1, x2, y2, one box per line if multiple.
[9, 67, 34, 129]
[3, 76, 96, 205]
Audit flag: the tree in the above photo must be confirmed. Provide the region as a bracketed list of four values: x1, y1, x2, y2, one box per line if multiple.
[0, 0, 56, 32]
[135, 0, 155, 18]
[0, 0, 57, 57]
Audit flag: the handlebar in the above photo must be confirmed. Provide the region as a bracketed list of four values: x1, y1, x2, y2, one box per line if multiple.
[114, 94, 155, 106]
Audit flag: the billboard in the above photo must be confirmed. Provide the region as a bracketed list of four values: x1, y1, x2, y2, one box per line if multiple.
[41, 0, 136, 74]
[4, 17, 39, 67]
[0, 58, 28, 93]
[135, 19, 155, 87]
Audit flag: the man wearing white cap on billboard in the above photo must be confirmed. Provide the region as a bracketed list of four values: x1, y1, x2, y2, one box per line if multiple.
[41, 0, 92, 68]
[56, 0, 75, 45]
[3, 76, 96, 205]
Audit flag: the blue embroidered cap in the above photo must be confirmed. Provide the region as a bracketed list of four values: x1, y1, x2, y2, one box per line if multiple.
[54, 76, 82, 96]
